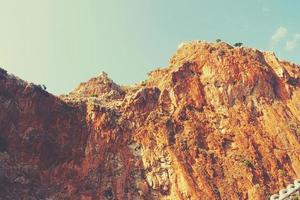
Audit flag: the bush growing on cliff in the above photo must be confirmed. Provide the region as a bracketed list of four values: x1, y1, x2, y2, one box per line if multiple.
[36, 84, 47, 91]
[33, 84, 49, 96]
[0, 67, 7, 75]
[216, 39, 222, 43]
[0, 67, 8, 79]
[90, 94, 98, 98]
[278, 169, 287, 176]
[242, 160, 253, 168]
[234, 42, 243, 47]
[291, 195, 299, 200]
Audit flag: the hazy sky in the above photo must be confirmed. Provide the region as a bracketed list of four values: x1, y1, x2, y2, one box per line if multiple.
[0, 0, 299, 95]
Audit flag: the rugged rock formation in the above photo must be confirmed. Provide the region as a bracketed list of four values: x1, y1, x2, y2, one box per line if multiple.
[0, 41, 300, 200]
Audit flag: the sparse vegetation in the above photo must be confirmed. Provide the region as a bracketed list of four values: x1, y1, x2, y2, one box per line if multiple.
[0, 67, 7, 75]
[36, 84, 47, 91]
[234, 42, 243, 47]
[0, 67, 8, 79]
[33, 84, 49, 96]
[278, 169, 287, 176]
[216, 39, 222, 43]
[291, 195, 299, 200]
[242, 160, 253, 168]
[41, 84, 47, 91]
[91, 94, 98, 98]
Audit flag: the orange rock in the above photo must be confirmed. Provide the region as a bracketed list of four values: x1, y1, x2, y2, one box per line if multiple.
[0, 41, 300, 199]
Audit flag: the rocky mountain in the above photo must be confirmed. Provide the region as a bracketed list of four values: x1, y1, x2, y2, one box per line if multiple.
[0, 41, 300, 200]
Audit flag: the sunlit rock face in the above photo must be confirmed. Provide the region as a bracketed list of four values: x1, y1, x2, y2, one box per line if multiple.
[0, 41, 300, 200]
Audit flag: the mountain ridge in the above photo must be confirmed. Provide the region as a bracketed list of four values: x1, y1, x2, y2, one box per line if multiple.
[0, 41, 300, 200]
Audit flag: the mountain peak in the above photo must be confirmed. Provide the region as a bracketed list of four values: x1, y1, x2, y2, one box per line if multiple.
[65, 71, 125, 102]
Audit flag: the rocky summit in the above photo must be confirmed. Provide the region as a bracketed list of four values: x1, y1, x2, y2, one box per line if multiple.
[0, 41, 300, 200]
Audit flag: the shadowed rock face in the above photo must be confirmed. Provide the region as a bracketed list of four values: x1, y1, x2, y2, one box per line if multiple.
[0, 41, 300, 200]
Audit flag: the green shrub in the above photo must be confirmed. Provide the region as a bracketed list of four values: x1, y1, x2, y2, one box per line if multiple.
[291, 195, 299, 200]
[0, 67, 7, 75]
[278, 169, 286, 176]
[234, 42, 243, 47]
[0, 67, 7, 79]
[242, 160, 253, 168]
[33, 84, 49, 96]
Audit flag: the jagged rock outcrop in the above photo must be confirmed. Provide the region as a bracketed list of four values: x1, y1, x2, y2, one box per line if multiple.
[0, 41, 300, 200]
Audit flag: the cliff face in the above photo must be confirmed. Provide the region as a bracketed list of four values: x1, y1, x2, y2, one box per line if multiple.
[0, 41, 300, 200]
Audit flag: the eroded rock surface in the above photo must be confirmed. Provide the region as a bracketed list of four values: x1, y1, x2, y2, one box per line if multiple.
[0, 41, 300, 200]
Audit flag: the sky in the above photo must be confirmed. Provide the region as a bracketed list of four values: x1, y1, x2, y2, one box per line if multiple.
[0, 0, 299, 95]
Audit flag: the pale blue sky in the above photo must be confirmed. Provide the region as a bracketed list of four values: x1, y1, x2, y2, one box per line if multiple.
[0, 0, 299, 95]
